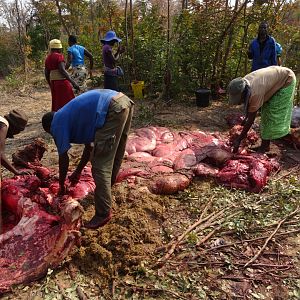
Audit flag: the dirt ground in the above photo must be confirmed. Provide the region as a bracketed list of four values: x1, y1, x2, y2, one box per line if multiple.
[1, 73, 300, 300]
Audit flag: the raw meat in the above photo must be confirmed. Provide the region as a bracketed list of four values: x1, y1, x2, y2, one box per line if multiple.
[217, 154, 279, 192]
[0, 140, 95, 294]
[149, 173, 192, 195]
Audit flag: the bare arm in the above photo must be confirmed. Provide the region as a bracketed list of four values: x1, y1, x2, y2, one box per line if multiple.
[58, 61, 80, 90]
[232, 111, 257, 153]
[0, 125, 23, 175]
[247, 43, 253, 59]
[44, 68, 51, 86]
[58, 151, 69, 194]
[65, 52, 72, 70]
[69, 143, 93, 184]
[84, 49, 94, 73]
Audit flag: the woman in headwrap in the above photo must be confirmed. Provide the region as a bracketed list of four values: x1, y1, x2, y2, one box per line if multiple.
[228, 66, 296, 153]
[45, 39, 79, 111]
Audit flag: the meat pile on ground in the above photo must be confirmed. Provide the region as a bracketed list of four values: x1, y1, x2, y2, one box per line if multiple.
[0, 124, 279, 293]
[0, 141, 95, 294]
[118, 126, 278, 194]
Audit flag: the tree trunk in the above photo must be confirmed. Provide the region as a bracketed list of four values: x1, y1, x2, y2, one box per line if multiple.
[163, 0, 171, 101]
[129, 0, 136, 80]
[211, 0, 249, 86]
[55, 0, 70, 35]
[124, 0, 131, 83]
[15, 0, 27, 77]
[220, 0, 240, 81]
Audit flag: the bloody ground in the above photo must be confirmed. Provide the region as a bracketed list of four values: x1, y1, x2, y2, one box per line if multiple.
[1, 73, 300, 300]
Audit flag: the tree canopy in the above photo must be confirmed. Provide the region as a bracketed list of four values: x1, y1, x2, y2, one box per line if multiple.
[0, 0, 299, 97]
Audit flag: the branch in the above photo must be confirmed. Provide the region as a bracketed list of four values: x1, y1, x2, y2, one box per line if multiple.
[244, 207, 299, 268]
[55, 0, 70, 36]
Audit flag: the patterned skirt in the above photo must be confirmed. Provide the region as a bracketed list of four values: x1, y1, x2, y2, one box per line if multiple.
[260, 80, 296, 140]
[71, 65, 88, 93]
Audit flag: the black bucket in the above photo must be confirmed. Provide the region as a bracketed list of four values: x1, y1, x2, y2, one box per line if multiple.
[195, 89, 211, 107]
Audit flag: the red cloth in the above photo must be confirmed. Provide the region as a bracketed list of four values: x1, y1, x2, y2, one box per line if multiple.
[45, 52, 75, 111]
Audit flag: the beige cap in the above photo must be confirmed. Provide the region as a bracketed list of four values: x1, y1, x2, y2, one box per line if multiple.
[227, 77, 247, 105]
[49, 39, 63, 49]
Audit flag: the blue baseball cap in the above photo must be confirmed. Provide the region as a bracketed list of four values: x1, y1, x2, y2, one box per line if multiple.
[101, 31, 122, 43]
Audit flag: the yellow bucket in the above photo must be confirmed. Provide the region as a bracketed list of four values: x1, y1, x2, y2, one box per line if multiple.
[131, 81, 144, 99]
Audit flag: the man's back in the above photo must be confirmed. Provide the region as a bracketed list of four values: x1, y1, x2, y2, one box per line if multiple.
[51, 89, 118, 154]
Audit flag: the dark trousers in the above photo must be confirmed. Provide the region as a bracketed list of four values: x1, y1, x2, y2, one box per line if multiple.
[104, 74, 119, 91]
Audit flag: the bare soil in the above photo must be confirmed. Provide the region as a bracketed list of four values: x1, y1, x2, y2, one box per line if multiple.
[1, 74, 300, 300]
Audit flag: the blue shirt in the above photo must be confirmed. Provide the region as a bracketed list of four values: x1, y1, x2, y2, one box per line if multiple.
[67, 44, 85, 67]
[51, 89, 118, 155]
[249, 36, 277, 71]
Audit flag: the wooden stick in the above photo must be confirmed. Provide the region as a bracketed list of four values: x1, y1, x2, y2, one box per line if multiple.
[244, 208, 299, 268]
[206, 228, 300, 252]
[196, 226, 221, 247]
[273, 166, 300, 182]
[158, 208, 227, 263]
[121, 282, 188, 300]
[68, 263, 88, 300]
[220, 219, 299, 236]
[167, 260, 291, 269]
[155, 200, 215, 253]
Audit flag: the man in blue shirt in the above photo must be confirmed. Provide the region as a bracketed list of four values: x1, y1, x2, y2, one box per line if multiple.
[66, 35, 94, 92]
[42, 89, 134, 229]
[248, 22, 277, 71]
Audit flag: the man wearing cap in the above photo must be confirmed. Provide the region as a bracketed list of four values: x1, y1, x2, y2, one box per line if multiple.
[0, 110, 30, 175]
[101, 31, 125, 91]
[42, 89, 134, 229]
[45, 39, 80, 111]
[66, 35, 94, 93]
[228, 66, 296, 153]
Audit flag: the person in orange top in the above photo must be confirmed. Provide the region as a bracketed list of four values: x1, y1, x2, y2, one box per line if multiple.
[45, 39, 80, 111]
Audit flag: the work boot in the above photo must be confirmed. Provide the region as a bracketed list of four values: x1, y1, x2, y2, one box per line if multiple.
[84, 211, 112, 229]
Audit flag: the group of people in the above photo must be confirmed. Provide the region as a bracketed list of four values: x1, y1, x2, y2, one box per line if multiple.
[228, 21, 296, 153]
[45, 30, 123, 112]
[0, 22, 297, 229]
[1, 30, 129, 230]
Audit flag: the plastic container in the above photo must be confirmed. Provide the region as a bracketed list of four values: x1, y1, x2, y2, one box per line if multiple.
[195, 89, 211, 107]
[131, 81, 145, 99]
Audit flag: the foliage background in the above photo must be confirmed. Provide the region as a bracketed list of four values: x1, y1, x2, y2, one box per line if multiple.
[0, 0, 299, 99]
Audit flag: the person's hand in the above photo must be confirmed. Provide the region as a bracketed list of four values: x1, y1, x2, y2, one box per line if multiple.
[232, 138, 241, 153]
[118, 44, 125, 54]
[58, 184, 67, 196]
[16, 170, 33, 176]
[73, 82, 80, 91]
[68, 171, 81, 186]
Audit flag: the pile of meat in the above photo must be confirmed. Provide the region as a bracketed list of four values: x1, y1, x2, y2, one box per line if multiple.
[0, 123, 279, 293]
[118, 125, 279, 194]
[0, 140, 95, 294]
